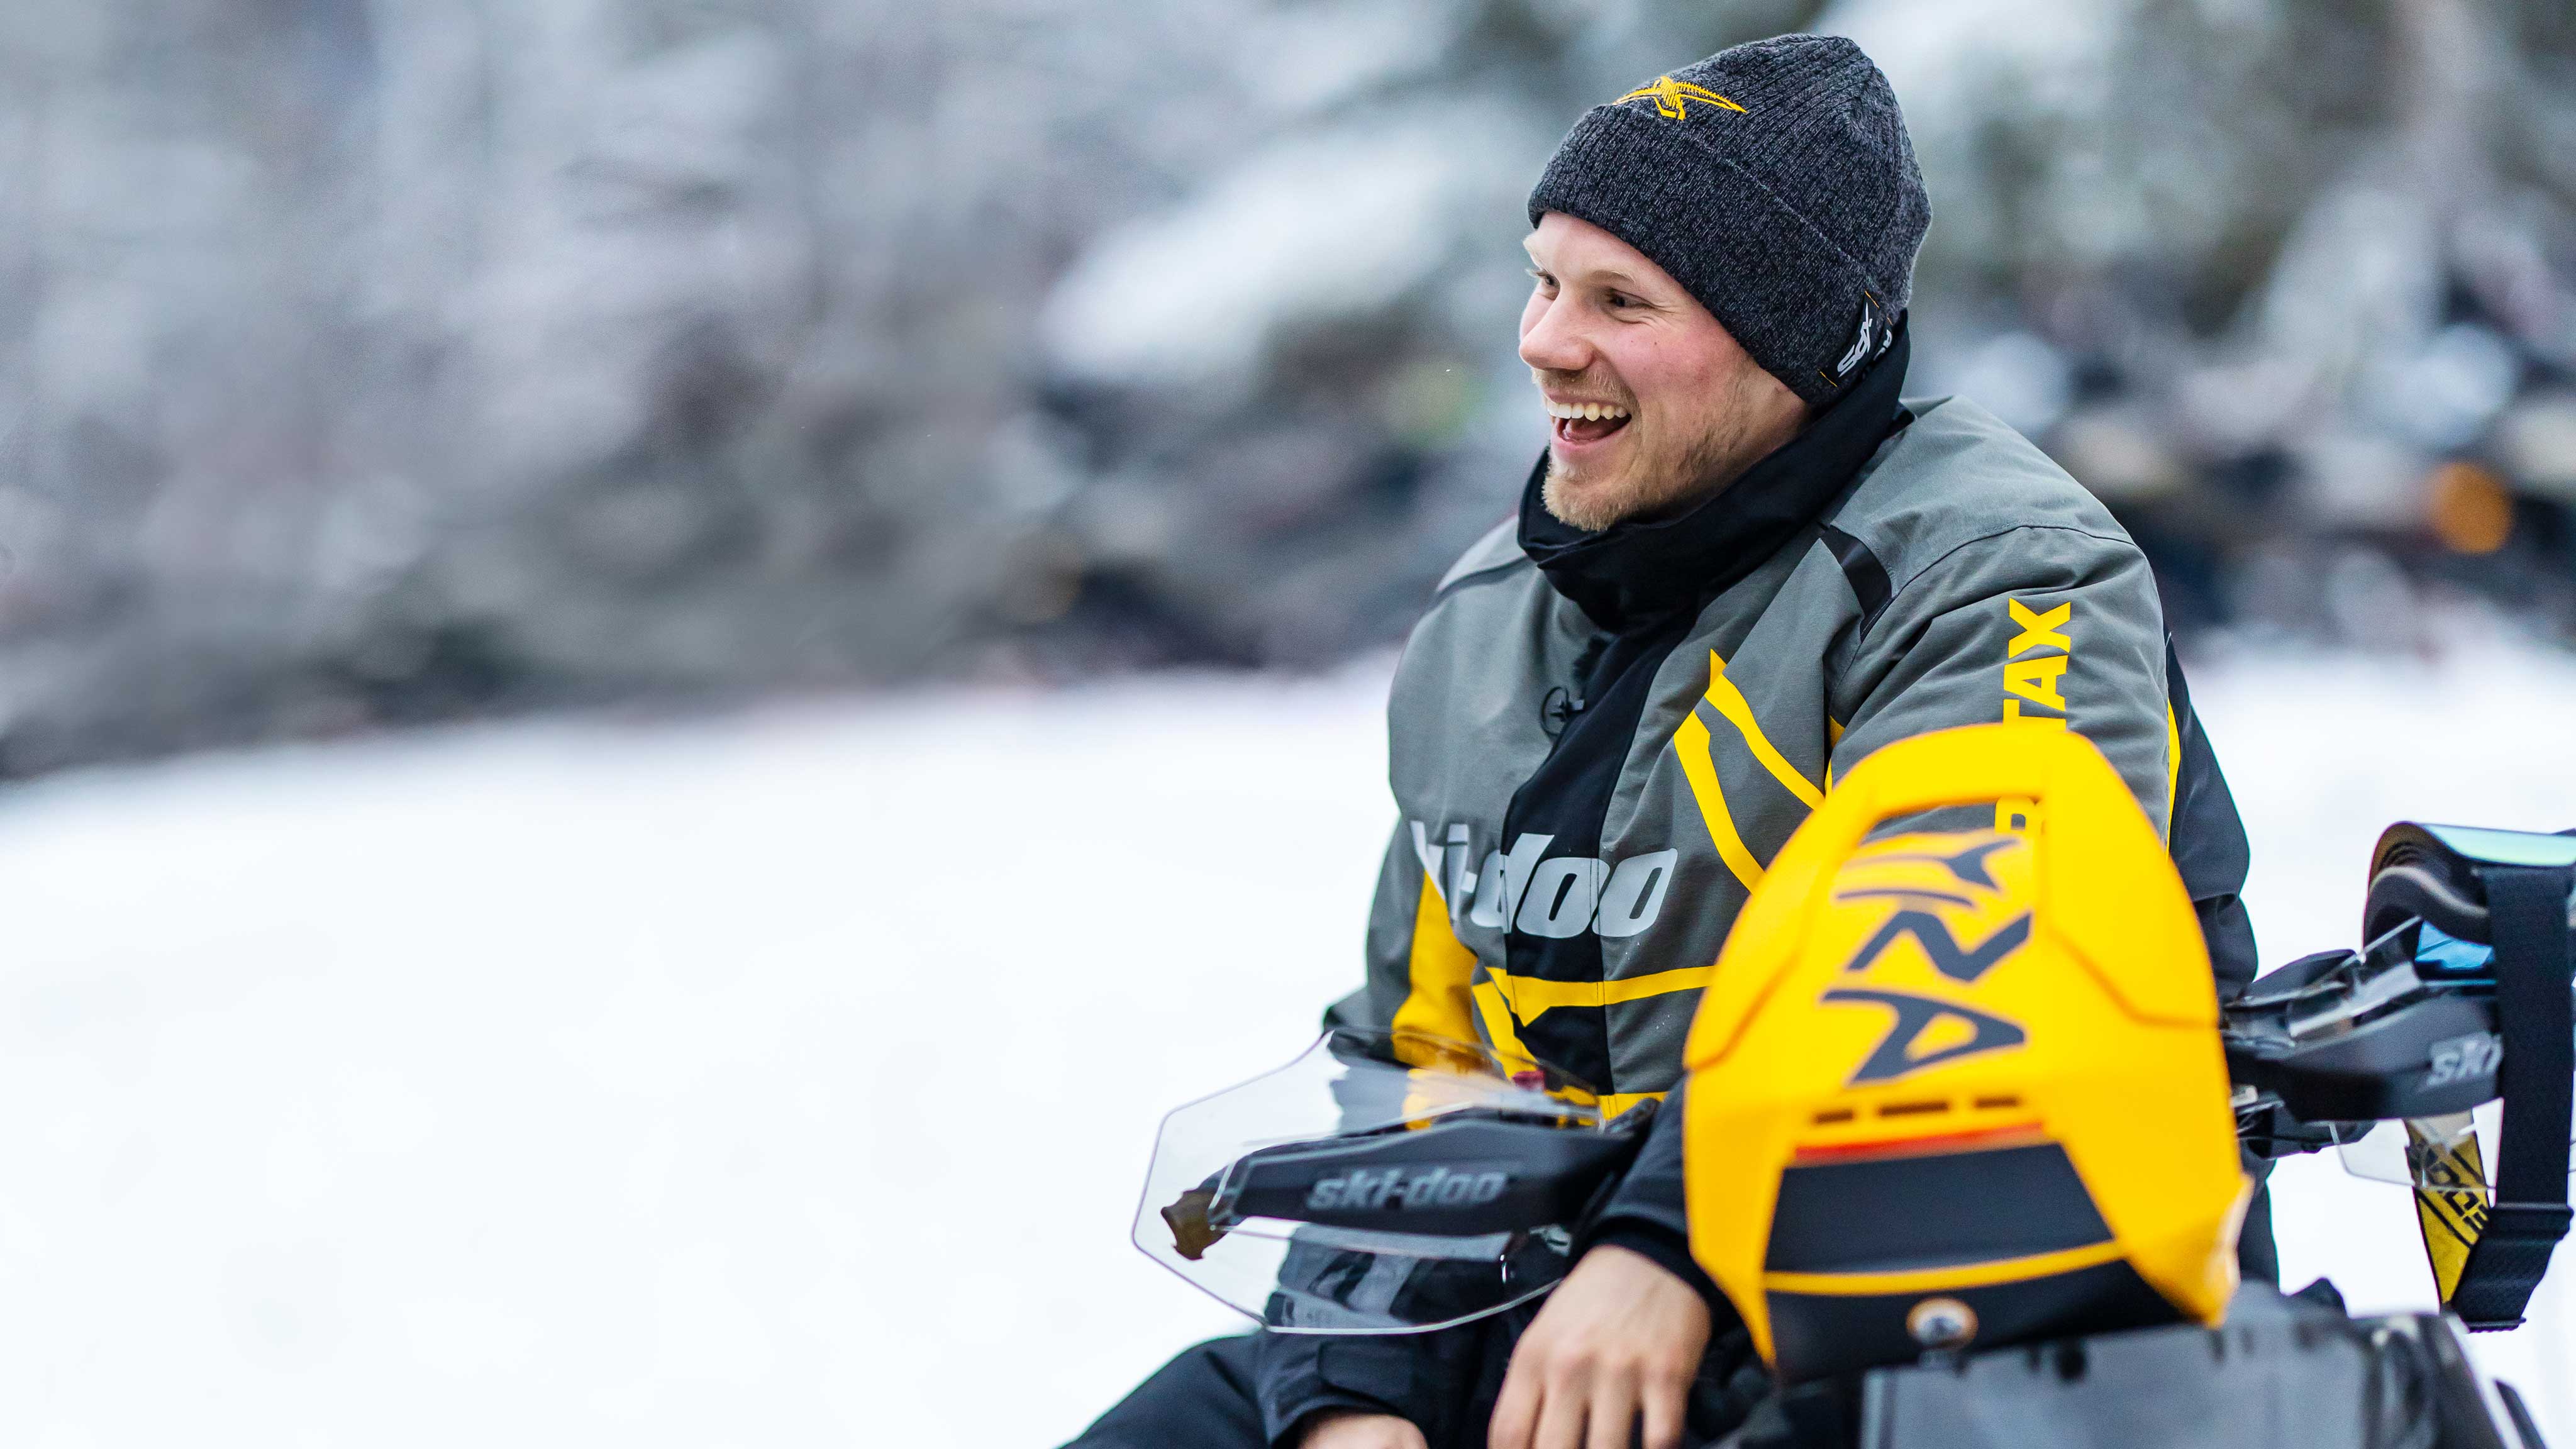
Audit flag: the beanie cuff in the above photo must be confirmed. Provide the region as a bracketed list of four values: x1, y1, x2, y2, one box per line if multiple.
[1529, 104, 1894, 407]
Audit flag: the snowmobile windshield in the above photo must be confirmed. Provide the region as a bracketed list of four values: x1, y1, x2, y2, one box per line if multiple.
[2336, 1113, 2494, 1188]
[1133, 1028, 1635, 1334]
[2333, 1096, 2576, 1192]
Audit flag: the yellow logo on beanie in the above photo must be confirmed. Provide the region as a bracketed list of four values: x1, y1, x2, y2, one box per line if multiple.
[1616, 75, 1746, 121]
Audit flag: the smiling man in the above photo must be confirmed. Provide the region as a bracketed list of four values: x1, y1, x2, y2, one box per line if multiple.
[1521, 213, 1809, 536]
[1069, 32, 2262, 1449]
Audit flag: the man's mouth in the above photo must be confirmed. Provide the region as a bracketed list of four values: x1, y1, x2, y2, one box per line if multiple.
[1545, 399, 1632, 445]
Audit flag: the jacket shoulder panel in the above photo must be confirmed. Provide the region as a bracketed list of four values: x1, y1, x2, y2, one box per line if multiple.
[1434, 516, 1528, 594]
[1837, 396, 2139, 597]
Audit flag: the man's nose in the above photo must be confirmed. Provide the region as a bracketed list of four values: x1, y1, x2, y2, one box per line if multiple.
[1518, 295, 1591, 375]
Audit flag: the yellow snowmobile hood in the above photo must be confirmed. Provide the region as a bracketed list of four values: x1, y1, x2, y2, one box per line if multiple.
[1682, 723, 2248, 1382]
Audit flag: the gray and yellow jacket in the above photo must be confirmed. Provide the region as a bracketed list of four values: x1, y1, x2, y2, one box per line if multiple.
[1335, 327, 2252, 1102]
[1255, 330, 2259, 1445]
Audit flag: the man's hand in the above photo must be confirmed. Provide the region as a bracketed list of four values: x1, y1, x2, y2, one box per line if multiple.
[1297, 1409, 1430, 1449]
[1488, 1243, 1711, 1449]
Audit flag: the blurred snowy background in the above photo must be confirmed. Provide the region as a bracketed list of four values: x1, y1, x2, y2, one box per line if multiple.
[8, 0, 2576, 1443]
[4, 0, 2576, 772]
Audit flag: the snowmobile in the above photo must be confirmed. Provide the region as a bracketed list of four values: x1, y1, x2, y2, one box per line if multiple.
[1134, 726, 2569, 1448]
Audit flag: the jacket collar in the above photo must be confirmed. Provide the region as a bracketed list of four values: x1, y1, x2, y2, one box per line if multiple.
[1518, 323, 1911, 631]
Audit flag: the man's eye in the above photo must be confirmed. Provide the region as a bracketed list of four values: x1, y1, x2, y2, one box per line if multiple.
[1527, 269, 1555, 289]
[1604, 292, 1634, 309]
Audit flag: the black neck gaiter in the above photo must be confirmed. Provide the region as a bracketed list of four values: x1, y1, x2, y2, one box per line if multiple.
[1518, 323, 1911, 633]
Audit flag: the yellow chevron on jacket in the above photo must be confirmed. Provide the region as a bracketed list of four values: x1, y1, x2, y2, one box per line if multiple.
[1701, 652, 1824, 808]
[1675, 652, 1823, 891]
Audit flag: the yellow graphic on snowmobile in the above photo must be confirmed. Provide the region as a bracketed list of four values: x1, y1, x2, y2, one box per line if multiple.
[2407, 1119, 2491, 1303]
[1680, 724, 2248, 1382]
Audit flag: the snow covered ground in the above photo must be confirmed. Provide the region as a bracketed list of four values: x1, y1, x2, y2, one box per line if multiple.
[1, 643, 2572, 1446]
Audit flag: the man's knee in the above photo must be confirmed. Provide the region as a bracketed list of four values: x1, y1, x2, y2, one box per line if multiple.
[1063, 1335, 1268, 1449]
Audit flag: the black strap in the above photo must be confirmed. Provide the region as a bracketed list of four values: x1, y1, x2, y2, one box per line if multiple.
[2449, 863, 2575, 1330]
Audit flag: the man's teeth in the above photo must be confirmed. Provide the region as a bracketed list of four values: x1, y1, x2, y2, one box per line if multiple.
[1546, 401, 1631, 421]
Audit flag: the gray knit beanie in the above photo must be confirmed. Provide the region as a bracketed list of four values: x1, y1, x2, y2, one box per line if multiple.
[1527, 35, 1930, 406]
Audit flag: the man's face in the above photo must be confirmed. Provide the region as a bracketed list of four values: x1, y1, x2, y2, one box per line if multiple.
[1518, 213, 1807, 532]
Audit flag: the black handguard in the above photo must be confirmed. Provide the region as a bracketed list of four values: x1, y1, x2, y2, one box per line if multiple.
[2224, 948, 2502, 1124]
[1162, 1103, 1657, 1259]
[2219, 821, 2576, 1334]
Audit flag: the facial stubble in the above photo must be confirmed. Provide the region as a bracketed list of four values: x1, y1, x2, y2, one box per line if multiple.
[1540, 374, 1777, 533]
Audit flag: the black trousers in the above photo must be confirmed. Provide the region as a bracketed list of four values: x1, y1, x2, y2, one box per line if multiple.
[1062, 1329, 1766, 1449]
[1066, 1204, 2282, 1449]
[1064, 1335, 1270, 1449]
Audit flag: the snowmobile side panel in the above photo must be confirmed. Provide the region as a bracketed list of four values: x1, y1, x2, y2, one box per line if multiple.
[1853, 1287, 2488, 1449]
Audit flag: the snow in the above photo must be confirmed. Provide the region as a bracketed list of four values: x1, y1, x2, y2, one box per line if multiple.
[1, 645, 2572, 1445]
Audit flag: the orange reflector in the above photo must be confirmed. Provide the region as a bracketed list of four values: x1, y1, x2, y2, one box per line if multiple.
[2428, 461, 2512, 555]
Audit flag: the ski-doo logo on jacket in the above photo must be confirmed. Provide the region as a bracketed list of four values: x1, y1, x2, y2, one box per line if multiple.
[1412, 822, 1677, 941]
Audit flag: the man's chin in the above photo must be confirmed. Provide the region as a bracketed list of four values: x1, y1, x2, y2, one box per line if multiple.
[1540, 467, 1645, 533]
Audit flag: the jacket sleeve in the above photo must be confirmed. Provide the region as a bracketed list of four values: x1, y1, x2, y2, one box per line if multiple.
[1578, 1089, 1735, 1319]
[1324, 817, 1483, 1046]
[2163, 638, 2260, 996]
[1827, 524, 2174, 833]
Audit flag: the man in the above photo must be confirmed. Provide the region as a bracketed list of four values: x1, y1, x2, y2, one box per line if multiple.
[1070, 32, 2258, 1449]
